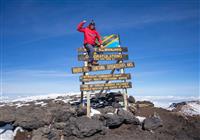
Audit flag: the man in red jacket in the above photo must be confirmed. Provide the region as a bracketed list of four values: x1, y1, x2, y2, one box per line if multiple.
[77, 20, 104, 66]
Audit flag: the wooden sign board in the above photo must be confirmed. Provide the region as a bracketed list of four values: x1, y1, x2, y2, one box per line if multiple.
[78, 47, 128, 53]
[80, 73, 131, 82]
[78, 54, 128, 61]
[80, 82, 132, 91]
[72, 62, 134, 74]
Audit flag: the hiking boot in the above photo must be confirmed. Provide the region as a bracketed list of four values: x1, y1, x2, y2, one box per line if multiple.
[92, 61, 99, 66]
[88, 62, 92, 67]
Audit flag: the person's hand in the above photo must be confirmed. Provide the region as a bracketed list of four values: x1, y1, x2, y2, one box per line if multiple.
[100, 44, 105, 49]
[82, 20, 87, 23]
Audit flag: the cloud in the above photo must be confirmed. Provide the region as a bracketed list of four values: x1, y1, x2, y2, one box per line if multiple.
[4, 69, 75, 78]
[131, 84, 199, 97]
[98, 8, 198, 30]
[2, 69, 79, 94]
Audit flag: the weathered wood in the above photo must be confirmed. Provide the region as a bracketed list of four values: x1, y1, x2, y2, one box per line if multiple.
[78, 47, 128, 53]
[78, 54, 128, 61]
[87, 91, 91, 118]
[72, 62, 134, 74]
[80, 82, 132, 91]
[80, 73, 131, 82]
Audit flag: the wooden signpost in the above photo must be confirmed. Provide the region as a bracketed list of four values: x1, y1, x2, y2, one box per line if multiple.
[71, 34, 134, 118]
[80, 73, 131, 82]
[78, 47, 128, 52]
[72, 62, 134, 74]
[80, 82, 132, 91]
[78, 54, 129, 61]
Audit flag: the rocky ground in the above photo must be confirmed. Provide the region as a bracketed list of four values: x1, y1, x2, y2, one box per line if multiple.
[0, 94, 199, 140]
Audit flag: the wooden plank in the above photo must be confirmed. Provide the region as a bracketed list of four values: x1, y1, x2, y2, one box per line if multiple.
[78, 54, 128, 61]
[80, 73, 131, 82]
[72, 62, 134, 74]
[80, 82, 132, 91]
[78, 47, 128, 53]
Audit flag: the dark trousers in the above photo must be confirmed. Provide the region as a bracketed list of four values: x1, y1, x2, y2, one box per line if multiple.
[84, 43, 102, 63]
[84, 44, 95, 63]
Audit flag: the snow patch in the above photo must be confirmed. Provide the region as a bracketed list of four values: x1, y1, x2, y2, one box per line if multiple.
[180, 102, 200, 116]
[1, 93, 80, 103]
[0, 124, 14, 140]
[136, 116, 146, 123]
[15, 103, 30, 108]
[0, 104, 5, 107]
[0, 124, 24, 140]
[34, 101, 47, 106]
[134, 96, 198, 108]
[90, 108, 101, 117]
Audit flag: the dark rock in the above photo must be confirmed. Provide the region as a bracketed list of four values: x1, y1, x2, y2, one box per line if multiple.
[136, 101, 154, 108]
[106, 92, 124, 103]
[98, 106, 116, 114]
[128, 103, 137, 115]
[47, 128, 61, 140]
[112, 102, 122, 108]
[91, 92, 124, 109]
[31, 126, 60, 140]
[75, 105, 87, 116]
[70, 116, 106, 138]
[143, 115, 163, 130]
[18, 106, 50, 128]
[53, 122, 66, 130]
[128, 96, 135, 103]
[117, 108, 140, 124]
[13, 106, 52, 130]
[0, 106, 16, 126]
[31, 127, 49, 140]
[52, 106, 76, 122]
[91, 114, 102, 121]
[103, 114, 124, 128]
[63, 123, 72, 137]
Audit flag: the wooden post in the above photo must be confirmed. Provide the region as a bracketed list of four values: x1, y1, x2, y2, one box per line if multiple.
[82, 52, 91, 118]
[87, 91, 91, 118]
[81, 52, 88, 106]
[81, 73, 85, 105]
[118, 34, 128, 110]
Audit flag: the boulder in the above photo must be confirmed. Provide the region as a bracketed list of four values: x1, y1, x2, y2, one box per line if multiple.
[75, 105, 87, 116]
[31, 127, 60, 140]
[128, 96, 135, 103]
[98, 106, 116, 114]
[91, 114, 102, 121]
[112, 102, 122, 108]
[143, 115, 163, 130]
[47, 128, 60, 140]
[0, 106, 16, 126]
[13, 106, 52, 130]
[31, 127, 49, 140]
[53, 122, 66, 130]
[128, 103, 137, 115]
[102, 114, 124, 128]
[117, 108, 140, 125]
[70, 116, 105, 138]
[136, 101, 154, 108]
[50, 105, 76, 122]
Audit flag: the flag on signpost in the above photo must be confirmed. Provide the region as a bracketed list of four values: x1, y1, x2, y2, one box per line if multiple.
[102, 34, 120, 48]
[95, 34, 120, 48]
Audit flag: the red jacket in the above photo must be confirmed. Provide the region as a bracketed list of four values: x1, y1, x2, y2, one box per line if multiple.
[77, 21, 102, 45]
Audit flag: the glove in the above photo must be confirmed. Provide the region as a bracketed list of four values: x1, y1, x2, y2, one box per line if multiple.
[100, 44, 105, 48]
[82, 20, 87, 23]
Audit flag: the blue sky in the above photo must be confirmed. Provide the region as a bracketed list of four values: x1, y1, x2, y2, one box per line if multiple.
[1, 0, 199, 97]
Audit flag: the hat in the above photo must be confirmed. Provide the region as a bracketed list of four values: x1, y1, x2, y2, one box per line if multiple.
[89, 20, 95, 26]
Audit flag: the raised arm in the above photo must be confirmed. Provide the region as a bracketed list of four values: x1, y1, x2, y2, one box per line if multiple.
[77, 21, 86, 32]
[96, 31, 102, 45]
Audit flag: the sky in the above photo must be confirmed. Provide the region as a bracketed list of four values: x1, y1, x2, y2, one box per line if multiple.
[0, 0, 199, 97]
